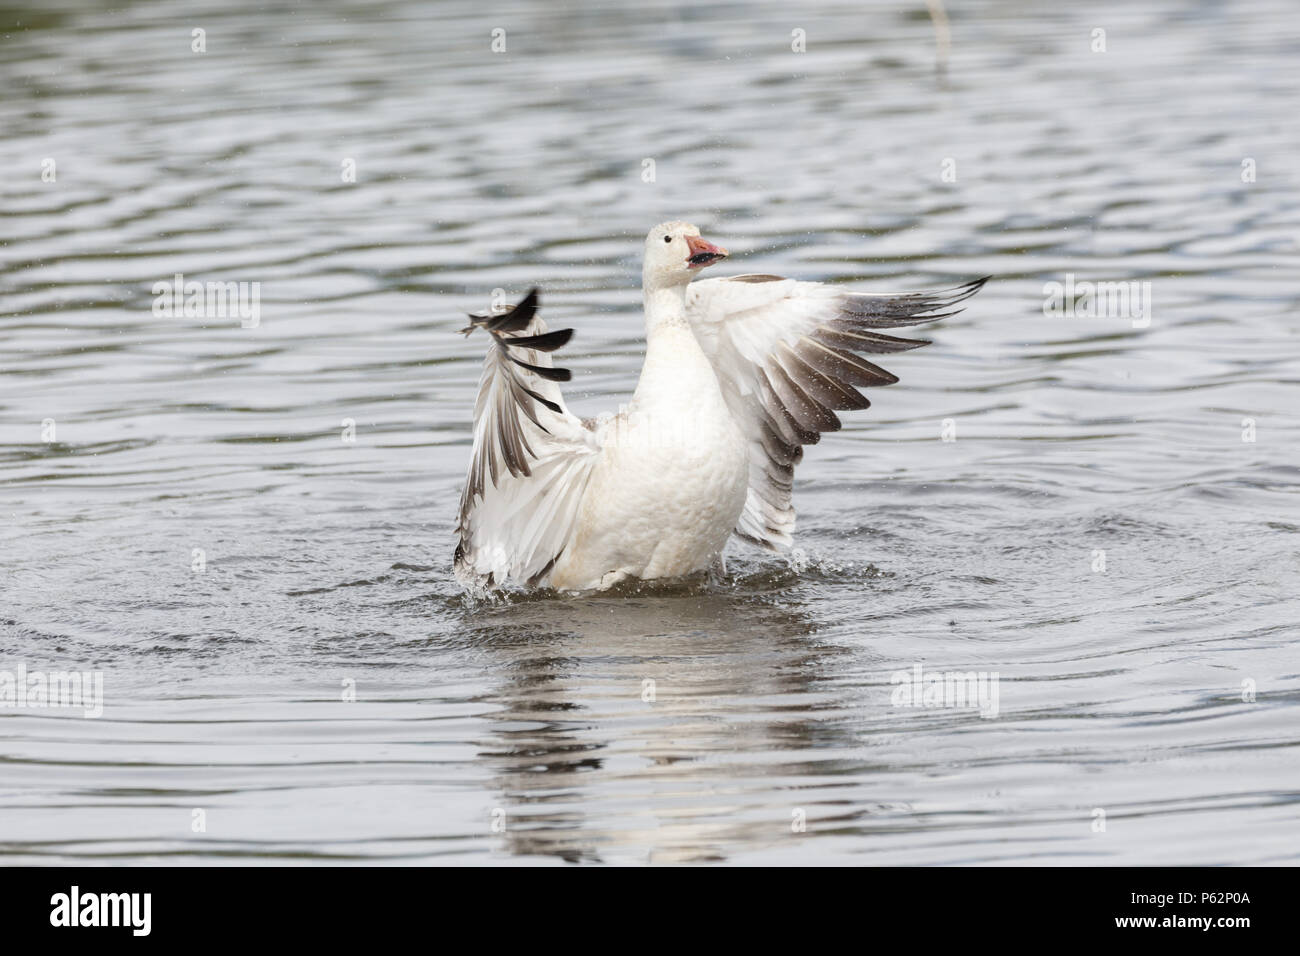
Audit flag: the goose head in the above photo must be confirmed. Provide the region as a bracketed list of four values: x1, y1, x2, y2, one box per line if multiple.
[642, 221, 728, 291]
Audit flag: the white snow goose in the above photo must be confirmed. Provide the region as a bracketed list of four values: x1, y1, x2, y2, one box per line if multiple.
[455, 221, 987, 592]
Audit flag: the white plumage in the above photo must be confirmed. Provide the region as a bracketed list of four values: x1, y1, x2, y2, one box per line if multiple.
[454, 221, 987, 592]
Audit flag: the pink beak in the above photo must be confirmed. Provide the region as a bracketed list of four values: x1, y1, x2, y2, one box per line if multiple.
[686, 235, 729, 268]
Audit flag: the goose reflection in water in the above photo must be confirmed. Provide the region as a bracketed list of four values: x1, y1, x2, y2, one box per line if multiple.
[459, 575, 883, 864]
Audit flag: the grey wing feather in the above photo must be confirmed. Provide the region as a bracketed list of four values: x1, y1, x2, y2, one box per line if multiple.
[687, 275, 989, 550]
[454, 289, 599, 589]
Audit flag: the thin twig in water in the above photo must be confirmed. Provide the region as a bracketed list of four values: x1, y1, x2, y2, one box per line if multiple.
[925, 0, 951, 76]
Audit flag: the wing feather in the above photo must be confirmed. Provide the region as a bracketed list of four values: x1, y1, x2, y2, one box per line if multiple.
[687, 275, 988, 550]
[454, 289, 599, 588]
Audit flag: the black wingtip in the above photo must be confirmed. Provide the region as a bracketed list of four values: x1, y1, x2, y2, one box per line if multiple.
[503, 327, 574, 352]
[511, 356, 571, 382]
[920, 275, 991, 315]
[461, 287, 544, 336]
[487, 287, 539, 333]
[948, 275, 990, 298]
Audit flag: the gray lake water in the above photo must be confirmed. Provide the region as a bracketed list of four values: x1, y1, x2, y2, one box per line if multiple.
[2, 0, 1298, 864]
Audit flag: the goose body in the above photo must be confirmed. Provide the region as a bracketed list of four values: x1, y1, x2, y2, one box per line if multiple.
[454, 221, 987, 592]
[550, 311, 750, 590]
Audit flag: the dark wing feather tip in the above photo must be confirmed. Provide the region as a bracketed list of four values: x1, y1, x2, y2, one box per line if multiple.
[504, 328, 574, 351]
[461, 287, 578, 510]
[510, 357, 571, 382]
[486, 287, 539, 332]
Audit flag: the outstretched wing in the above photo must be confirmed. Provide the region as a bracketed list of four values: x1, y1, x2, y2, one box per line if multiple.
[454, 289, 599, 588]
[685, 274, 988, 551]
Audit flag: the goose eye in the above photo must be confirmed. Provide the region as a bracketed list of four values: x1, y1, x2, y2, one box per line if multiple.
[663, 235, 672, 243]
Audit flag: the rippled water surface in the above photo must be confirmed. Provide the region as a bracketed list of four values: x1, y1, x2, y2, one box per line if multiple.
[2, 0, 1299, 864]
